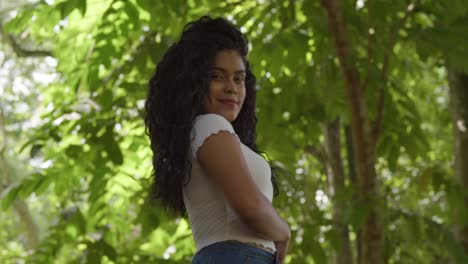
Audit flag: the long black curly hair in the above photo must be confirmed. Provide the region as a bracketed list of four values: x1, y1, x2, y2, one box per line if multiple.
[144, 16, 279, 216]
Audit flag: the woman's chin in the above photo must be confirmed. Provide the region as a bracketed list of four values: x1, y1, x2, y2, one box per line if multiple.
[221, 114, 233, 122]
[221, 112, 237, 122]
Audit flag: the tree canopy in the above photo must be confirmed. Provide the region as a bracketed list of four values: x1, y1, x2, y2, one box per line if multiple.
[1, 0, 467, 263]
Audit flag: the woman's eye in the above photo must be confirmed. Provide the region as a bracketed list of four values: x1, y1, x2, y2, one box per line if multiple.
[209, 74, 223, 80]
[234, 77, 245, 83]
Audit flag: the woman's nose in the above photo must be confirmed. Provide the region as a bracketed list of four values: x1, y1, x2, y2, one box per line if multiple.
[224, 79, 238, 94]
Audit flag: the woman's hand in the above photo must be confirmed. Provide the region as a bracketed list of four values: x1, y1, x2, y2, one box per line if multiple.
[275, 235, 290, 263]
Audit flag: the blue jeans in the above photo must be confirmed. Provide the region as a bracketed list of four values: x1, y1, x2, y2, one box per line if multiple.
[192, 240, 280, 264]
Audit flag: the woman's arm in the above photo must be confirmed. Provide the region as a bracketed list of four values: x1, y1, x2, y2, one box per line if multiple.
[196, 131, 290, 243]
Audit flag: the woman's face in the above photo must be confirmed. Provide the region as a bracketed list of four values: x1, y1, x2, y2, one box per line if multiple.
[202, 50, 246, 122]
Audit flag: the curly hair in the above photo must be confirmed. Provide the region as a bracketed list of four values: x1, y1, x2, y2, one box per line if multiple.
[144, 16, 279, 216]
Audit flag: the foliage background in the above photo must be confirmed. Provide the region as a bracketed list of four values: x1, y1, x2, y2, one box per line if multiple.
[1, 0, 467, 263]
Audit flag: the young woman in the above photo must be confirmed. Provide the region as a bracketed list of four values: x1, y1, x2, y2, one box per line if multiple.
[144, 16, 290, 264]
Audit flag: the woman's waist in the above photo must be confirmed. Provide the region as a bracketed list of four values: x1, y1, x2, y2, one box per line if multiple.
[195, 240, 277, 263]
[224, 235, 276, 253]
[194, 233, 276, 256]
[191, 214, 276, 254]
[227, 240, 275, 254]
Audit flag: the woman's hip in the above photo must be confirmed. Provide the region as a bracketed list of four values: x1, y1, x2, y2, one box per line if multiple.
[192, 240, 280, 264]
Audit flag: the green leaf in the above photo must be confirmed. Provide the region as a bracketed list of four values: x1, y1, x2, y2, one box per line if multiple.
[17, 174, 45, 199]
[103, 128, 123, 165]
[19, 136, 47, 154]
[0, 184, 21, 210]
[123, 1, 141, 27]
[3, 10, 34, 34]
[432, 167, 444, 192]
[77, 0, 87, 16]
[324, 228, 341, 252]
[95, 239, 117, 261]
[30, 144, 43, 158]
[65, 144, 83, 158]
[309, 239, 327, 264]
[137, 198, 162, 234]
[57, 0, 86, 18]
[35, 175, 54, 195]
[86, 247, 101, 264]
[416, 167, 433, 191]
[71, 208, 87, 234]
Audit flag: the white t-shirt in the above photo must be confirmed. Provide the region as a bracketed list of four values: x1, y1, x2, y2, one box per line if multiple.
[182, 113, 276, 254]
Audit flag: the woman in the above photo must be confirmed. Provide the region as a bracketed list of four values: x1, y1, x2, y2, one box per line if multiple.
[144, 16, 290, 263]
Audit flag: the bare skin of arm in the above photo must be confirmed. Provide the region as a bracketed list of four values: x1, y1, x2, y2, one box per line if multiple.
[197, 131, 290, 260]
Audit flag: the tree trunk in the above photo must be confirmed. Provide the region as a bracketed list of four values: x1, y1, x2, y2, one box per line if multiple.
[321, 1, 384, 263]
[0, 108, 40, 249]
[12, 199, 40, 249]
[325, 119, 353, 264]
[345, 125, 361, 264]
[447, 69, 468, 253]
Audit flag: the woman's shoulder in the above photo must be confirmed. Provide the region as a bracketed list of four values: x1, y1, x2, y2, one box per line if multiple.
[190, 113, 239, 160]
[193, 113, 235, 132]
[194, 113, 230, 123]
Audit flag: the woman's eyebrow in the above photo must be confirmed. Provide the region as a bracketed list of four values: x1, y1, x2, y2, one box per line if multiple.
[208, 66, 246, 74]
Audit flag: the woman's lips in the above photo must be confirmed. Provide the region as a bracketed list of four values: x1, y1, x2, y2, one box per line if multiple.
[218, 99, 238, 107]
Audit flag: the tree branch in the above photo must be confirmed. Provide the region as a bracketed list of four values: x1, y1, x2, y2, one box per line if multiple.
[0, 107, 6, 155]
[0, 107, 40, 248]
[0, 1, 42, 16]
[0, 23, 53, 58]
[305, 144, 328, 165]
[224, 0, 246, 7]
[371, 0, 419, 146]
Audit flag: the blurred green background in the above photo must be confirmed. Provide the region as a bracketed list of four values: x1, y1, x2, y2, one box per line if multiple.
[1, 0, 467, 263]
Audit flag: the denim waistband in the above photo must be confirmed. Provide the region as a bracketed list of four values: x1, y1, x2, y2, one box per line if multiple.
[196, 240, 276, 262]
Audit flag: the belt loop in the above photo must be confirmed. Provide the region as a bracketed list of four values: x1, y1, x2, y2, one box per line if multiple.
[273, 250, 279, 264]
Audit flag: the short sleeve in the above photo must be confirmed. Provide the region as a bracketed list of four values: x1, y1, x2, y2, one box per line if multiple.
[190, 114, 239, 160]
